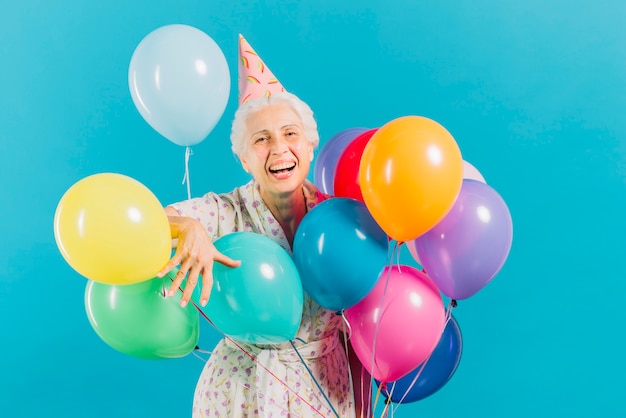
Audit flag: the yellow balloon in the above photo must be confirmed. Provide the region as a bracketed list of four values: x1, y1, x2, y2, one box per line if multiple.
[359, 116, 464, 242]
[53, 173, 171, 285]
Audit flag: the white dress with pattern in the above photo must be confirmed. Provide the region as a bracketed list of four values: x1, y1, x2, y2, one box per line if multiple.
[171, 180, 355, 418]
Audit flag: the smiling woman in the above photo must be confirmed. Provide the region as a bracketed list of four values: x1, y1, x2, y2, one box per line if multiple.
[155, 35, 369, 418]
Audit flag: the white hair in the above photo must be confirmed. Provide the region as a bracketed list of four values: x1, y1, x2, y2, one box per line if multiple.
[230, 92, 319, 156]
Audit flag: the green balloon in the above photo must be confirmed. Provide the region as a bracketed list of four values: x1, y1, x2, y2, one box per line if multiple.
[207, 232, 304, 344]
[84, 269, 200, 359]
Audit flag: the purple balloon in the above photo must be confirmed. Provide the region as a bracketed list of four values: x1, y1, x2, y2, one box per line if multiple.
[314, 127, 369, 194]
[414, 180, 513, 300]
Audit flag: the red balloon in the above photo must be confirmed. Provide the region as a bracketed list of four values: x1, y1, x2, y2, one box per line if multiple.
[333, 128, 378, 201]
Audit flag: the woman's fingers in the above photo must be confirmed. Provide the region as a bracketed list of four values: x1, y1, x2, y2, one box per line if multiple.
[180, 263, 202, 307]
[168, 259, 190, 297]
[157, 251, 182, 278]
[214, 250, 241, 268]
[161, 236, 241, 307]
[198, 268, 213, 307]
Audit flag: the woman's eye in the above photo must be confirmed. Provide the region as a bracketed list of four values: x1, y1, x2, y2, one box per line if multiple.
[255, 136, 268, 143]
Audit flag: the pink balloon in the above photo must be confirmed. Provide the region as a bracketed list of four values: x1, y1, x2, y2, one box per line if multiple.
[345, 265, 445, 382]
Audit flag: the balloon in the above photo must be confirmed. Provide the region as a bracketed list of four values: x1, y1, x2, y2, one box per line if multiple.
[404, 240, 422, 267]
[359, 116, 463, 242]
[314, 127, 369, 194]
[463, 160, 486, 183]
[344, 265, 445, 382]
[206, 232, 303, 344]
[378, 315, 463, 403]
[84, 270, 200, 359]
[128, 24, 230, 146]
[293, 198, 389, 311]
[333, 129, 378, 202]
[414, 180, 513, 300]
[53, 173, 171, 285]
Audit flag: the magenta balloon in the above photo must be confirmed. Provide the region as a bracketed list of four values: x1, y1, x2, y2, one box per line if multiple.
[414, 180, 513, 300]
[345, 265, 445, 382]
[313, 127, 369, 194]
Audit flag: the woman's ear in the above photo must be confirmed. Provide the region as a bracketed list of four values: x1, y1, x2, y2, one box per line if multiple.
[308, 144, 315, 162]
[239, 154, 250, 173]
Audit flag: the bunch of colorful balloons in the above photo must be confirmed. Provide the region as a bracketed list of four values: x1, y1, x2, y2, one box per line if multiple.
[299, 115, 513, 402]
[54, 173, 306, 358]
[54, 25, 512, 404]
[53, 173, 199, 359]
[53, 24, 236, 359]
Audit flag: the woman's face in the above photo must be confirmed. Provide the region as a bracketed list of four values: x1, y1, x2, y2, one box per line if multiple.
[238, 102, 314, 197]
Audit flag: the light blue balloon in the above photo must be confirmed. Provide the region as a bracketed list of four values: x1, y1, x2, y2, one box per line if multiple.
[207, 232, 304, 344]
[128, 24, 230, 146]
[293, 198, 389, 311]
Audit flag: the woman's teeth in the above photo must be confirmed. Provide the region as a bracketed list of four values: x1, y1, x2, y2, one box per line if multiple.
[269, 162, 296, 173]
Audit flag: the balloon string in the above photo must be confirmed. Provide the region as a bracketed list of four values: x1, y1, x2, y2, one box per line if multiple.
[289, 340, 340, 418]
[371, 241, 399, 413]
[340, 310, 353, 341]
[181, 146, 193, 200]
[391, 299, 455, 413]
[341, 315, 373, 418]
[186, 302, 328, 415]
[394, 241, 403, 271]
[384, 383, 396, 418]
[340, 319, 356, 415]
[166, 279, 328, 417]
[379, 392, 392, 418]
[372, 381, 385, 414]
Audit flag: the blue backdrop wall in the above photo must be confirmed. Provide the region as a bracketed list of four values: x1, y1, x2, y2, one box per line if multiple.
[1, 1, 624, 416]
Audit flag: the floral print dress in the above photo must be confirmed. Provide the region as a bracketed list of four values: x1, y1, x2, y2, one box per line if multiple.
[171, 180, 355, 418]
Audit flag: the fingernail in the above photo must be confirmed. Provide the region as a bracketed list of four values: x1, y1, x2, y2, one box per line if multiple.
[168, 290, 175, 297]
[200, 298, 207, 307]
[180, 300, 188, 308]
[156, 272, 163, 278]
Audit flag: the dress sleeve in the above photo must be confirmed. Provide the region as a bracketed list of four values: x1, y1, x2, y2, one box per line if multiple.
[168, 191, 241, 241]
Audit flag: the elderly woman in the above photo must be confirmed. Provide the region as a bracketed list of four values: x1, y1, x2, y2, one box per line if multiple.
[158, 89, 369, 417]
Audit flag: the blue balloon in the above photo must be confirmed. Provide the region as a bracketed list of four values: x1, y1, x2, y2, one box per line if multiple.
[313, 128, 369, 194]
[378, 315, 463, 403]
[293, 198, 389, 311]
[206, 232, 304, 344]
[128, 24, 230, 146]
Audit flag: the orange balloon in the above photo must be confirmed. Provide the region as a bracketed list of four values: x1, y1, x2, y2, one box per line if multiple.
[359, 116, 463, 242]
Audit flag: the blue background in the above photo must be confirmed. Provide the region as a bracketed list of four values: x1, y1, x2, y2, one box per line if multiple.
[1, 0, 624, 416]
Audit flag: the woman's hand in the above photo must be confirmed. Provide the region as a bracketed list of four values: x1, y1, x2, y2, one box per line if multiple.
[157, 208, 240, 307]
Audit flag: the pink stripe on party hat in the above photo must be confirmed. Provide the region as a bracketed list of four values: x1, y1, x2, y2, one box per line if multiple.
[238, 34, 286, 106]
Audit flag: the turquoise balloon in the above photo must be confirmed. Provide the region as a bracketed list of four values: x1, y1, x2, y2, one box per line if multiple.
[207, 232, 304, 344]
[128, 24, 230, 146]
[84, 269, 200, 359]
[293, 198, 389, 311]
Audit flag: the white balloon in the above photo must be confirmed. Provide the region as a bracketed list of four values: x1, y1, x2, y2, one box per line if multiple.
[462, 160, 486, 183]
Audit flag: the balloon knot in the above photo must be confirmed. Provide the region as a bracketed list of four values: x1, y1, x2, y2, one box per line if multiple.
[451, 299, 458, 308]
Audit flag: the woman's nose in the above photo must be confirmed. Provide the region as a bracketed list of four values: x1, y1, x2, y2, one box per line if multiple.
[270, 137, 289, 154]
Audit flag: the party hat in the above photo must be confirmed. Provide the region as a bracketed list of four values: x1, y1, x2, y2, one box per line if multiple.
[238, 34, 286, 106]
